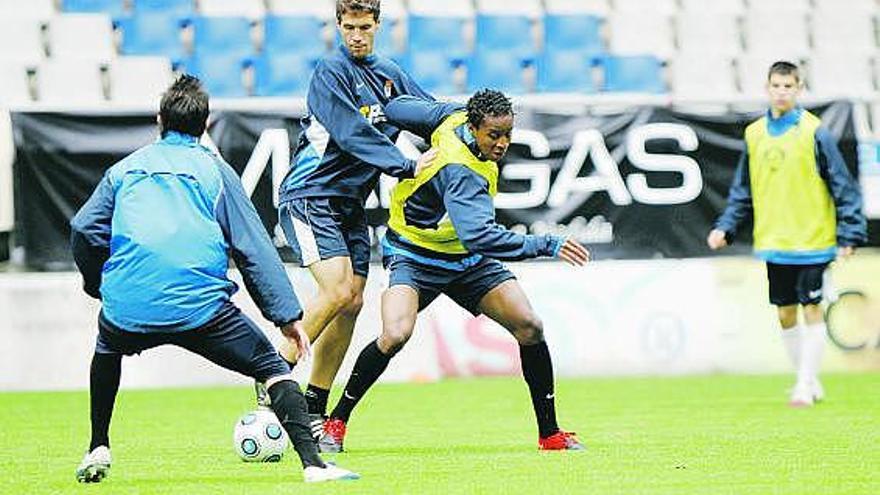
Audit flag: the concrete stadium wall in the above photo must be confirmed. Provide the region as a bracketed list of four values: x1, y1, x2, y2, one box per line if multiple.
[0, 111, 14, 232]
[2, 254, 879, 391]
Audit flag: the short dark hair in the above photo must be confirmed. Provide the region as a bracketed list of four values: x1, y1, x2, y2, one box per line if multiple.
[466, 89, 514, 128]
[768, 61, 800, 83]
[159, 74, 209, 137]
[336, 0, 380, 22]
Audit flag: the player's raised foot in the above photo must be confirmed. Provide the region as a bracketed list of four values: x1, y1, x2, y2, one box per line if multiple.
[318, 418, 346, 453]
[309, 413, 327, 442]
[788, 384, 814, 408]
[75, 446, 111, 483]
[254, 381, 271, 407]
[811, 378, 825, 403]
[539, 430, 585, 451]
[303, 463, 360, 483]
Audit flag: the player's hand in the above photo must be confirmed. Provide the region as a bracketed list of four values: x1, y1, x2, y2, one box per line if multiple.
[557, 238, 590, 266]
[837, 245, 855, 260]
[414, 148, 439, 177]
[707, 229, 728, 250]
[280, 320, 310, 360]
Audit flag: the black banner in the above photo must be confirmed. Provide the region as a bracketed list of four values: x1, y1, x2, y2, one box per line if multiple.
[11, 103, 866, 269]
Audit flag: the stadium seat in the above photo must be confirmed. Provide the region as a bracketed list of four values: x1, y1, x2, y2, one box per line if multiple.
[603, 55, 666, 94]
[0, 0, 56, 21]
[132, 0, 194, 22]
[192, 16, 254, 61]
[61, 0, 126, 19]
[0, 18, 45, 65]
[180, 54, 248, 98]
[408, 0, 474, 18]
[0, 61, 32, 104]
[466, 49, 527, 94]
[544, 14, 604, 60]
[264, 15, 327, 59]
[544, 0, 610, 16]
[748, 0, 811, 13]
[680, 0, 744, 15]
[813, 0, 876, 13]
[677, 12, 741, 57]
[199, 0, 265, 20]
[744, 12, 809, 60]
[613, 0, 677, 16]
[476, 0, 542, 18]
[267, 0, 335, 20]
[812, 10, 877, 56]
[407, 15, 470, 63]
[608, 13, 675, 60]
[253, 52, 318, 97]
[736, 54, 790, 99]
[49, 14, 116, 62]
[380, 0, 407, 20]
[671, 54, 736, 100]
[108, 56, 173, 104]
[402, 51, 460, 95]
[808, 52, 876, 99]
[536, 50, 596, 93]
[475, 15, 536, 64]
[118, 12, 185, 62]
[37, 59, 104, 104]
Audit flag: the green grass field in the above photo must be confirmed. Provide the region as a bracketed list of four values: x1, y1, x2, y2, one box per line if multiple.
[2, 373, 878, 494]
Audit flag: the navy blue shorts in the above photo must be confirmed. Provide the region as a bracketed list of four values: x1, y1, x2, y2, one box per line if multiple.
[95, 303, 290, 382]
[384, 255, 516, 315]
[766, 262, 829, 306]
[278, 197, 370, 278]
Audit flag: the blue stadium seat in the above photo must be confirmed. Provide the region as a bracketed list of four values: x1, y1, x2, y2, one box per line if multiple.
[253, 52, 318, 96]
[536, 50, 596, 93]
[118, 12, 185, 63]
[602, 55, 666, 93]
[544, 14, 604, 60]
[475, 15, 536, 64]
[466, 49, 526, 94]
[181, 54, 248, 97]
[62, 0, 126, 19]
[192, 16, 254, 61]
[402, 51, 459, 95]
[264, 15, 326, 59]
[407, 15, 470, 63]
[133, 0, 194, 22]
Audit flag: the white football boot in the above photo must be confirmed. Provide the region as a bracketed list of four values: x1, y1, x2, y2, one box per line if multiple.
[76, 446, 111, 483]
[303, 463, 360, 483]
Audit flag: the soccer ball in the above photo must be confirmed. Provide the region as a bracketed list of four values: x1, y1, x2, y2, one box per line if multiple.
[233, 409, 288, 462]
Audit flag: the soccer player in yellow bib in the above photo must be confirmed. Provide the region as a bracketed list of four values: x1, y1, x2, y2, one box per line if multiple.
[708, 61, 867, 407]
[317, 90, 590, 452]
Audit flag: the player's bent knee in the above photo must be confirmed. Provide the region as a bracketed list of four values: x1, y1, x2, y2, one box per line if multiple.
[339, 293, 364, 320]
[513, 315, 544, 346]
[378, 326, 413, 356]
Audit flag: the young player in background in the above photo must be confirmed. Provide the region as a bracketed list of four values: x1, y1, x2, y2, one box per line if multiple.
[70, 75, 357, 484]
[263, 0, 436, 438]
[707, 61, 867, 407]
[318, 90, 590, 453]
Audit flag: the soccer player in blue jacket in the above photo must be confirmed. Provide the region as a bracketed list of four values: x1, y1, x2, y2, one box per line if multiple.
[318, 90, 590, 452]
[708, 62, 867, 407]
[270, 0, 437, 438]
[70, 76, 357, 484]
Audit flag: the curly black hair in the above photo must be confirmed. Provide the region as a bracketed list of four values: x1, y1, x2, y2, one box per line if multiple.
[466, 89, 514, 128]
[336, 0, 381, 22]
[159, 74, 209, 137]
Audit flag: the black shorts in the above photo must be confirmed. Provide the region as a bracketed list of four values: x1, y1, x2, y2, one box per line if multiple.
[766, 262, 829, 306]
[95, 303, 290, 382]
[385, 254, 516, 315]
[278, 196, 371, 278]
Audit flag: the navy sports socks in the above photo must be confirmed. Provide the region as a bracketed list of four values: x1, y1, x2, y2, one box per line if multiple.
[305, 384, 330, 416]
[89, 353, 122, 451]
[330, 340, 391, 423]
[520, 341, 559, 438]
[267, 380, 325, 468]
